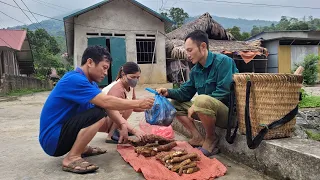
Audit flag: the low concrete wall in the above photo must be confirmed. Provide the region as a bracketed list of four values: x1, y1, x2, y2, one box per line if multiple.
[0, 74, 51, 94]
[172, 119, 320, 180]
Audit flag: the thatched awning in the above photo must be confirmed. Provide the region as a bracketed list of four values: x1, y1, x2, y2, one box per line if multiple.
[166, 13, 234, 40]
[166, 39, 268, 60]
[165, 12, 268, 63]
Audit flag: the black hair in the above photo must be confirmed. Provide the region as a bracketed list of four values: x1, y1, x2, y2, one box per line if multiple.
[116, 62, 141, 80]
[184, 30, 209, 49]
[81, 45, 112, 65]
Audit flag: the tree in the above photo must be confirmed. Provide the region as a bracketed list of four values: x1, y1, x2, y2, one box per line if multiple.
[294, 54, 319, 85]
[250, 15, 320, 35]
[276, 16, 290, 30]
[27, 28, 69, 80]
[227, 26, 242, 40]
[227, 26, 251, 41]
[241, 32, 251, 41]
[251, 25, 261, 36]
[169, 7, 189, 28]
[161, 7, 189, 32]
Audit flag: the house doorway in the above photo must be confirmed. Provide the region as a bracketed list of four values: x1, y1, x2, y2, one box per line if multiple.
[87, 36, 126, 87]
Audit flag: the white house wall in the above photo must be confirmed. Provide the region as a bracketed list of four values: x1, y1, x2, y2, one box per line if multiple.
[73, 0, 167, 84]
[291, 45, 318, 69]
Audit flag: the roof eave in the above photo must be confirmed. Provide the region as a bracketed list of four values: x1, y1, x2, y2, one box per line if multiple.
[62, 0, 175, 24]
[63, 0, 109, 20]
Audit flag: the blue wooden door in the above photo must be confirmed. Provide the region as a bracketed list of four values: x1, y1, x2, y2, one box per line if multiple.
[110, 37, 126, 81]
[87, 37, 109, 86]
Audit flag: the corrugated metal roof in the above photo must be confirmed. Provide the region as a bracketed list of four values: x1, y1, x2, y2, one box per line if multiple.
[63, 0, 175, 24]
[0, 29, 34, 74]
[246, 30, 320, 41]
[0, 29, 26, 51]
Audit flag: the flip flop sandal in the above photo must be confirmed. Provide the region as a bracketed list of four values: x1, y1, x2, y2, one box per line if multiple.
[197, 147, 220, 157]
[62, 159, 99, 174]
[196, 136, 220, 157]
[189, 143, 203, 148]
[81, 146, 107, 158]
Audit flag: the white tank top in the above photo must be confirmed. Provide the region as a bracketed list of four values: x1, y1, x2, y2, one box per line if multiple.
[101, 80, 131, 99]
[101, 80, 119, 94]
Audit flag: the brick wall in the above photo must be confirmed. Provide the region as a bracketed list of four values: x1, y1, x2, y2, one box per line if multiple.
[0, 74, 51, 94]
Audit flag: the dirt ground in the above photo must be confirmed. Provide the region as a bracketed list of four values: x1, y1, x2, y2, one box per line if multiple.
[0, 87, 273, 180]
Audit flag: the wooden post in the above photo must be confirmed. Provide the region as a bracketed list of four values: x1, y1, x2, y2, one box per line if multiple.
[294, 66, 304, 75]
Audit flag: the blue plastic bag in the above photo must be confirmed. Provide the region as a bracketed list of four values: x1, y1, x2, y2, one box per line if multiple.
[144, 88, 177, 126]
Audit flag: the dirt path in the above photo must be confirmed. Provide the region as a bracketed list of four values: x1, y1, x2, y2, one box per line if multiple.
[0, 90, 272, 180]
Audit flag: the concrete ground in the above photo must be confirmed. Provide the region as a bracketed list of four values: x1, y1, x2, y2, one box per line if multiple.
[0, 89, 272, 180]
[304, 84, 320, 96]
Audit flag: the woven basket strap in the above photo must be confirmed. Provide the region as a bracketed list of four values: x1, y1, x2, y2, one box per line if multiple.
[226, 81, 238, 144]
[244, 81, 299, 149]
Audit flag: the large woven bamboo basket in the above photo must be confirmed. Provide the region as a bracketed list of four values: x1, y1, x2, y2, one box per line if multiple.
[233, 73, 303, 140]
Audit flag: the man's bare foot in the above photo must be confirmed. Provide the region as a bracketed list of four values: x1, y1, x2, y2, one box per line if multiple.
[188, 136, 204, 147]
[62, 155, 98, 173]
[201, 136, 219, 153]
[81, 146, 106, 157]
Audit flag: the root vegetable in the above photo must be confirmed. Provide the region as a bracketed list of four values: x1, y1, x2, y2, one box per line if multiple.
[169, 153, 199, 163]
[145, 143, 159, 147]
[153, 142, 177, 152]
[156, 151, 171, 161]
[178, 167, 184, 176]
[129, 134, 175, 147]
[162, 150, 187, 162]
[171, 159, 192, 172]
[186, 167, 200, 174]
[134, 146, 156, 157]
[181, 162, 197, 170]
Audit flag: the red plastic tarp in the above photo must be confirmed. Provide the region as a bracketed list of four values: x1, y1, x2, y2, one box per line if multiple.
[117, 141, 227, 180]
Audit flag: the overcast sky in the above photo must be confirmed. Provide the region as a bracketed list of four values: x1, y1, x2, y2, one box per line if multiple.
[1, 0, 320, 28]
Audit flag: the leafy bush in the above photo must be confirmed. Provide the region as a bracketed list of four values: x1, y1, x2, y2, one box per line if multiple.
[294, 54, 319, 85]
[299, 88, 320, 108]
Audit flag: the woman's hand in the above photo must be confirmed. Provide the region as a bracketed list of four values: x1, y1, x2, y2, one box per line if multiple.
[133, 129, 148, 142]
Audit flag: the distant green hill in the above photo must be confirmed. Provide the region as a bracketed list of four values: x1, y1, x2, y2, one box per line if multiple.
[6, 11, 77, 36]
[6, 12, 277, 53]
[7, 19, 65, 36]
[7, 12, 277, 36]
[185, 15, 277, 32]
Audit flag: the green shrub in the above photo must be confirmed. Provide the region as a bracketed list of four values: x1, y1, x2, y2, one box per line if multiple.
[294, 54, 319, 85]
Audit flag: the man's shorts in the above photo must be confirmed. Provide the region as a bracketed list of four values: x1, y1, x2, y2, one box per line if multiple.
[171, 95, 236, 128]
[53, 106, 107, 157]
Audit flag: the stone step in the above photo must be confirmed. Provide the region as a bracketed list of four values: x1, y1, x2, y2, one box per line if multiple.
[172, 119, 320, 180]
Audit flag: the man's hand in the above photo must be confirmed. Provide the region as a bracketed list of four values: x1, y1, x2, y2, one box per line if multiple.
[138, 98, 154, 109]
[188, 104, 195, 119]
[156, 88, 168, 97]
[118, 123, 129, 144]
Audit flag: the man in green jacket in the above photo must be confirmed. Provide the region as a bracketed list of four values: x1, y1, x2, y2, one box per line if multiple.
[157, 30, 238, 157]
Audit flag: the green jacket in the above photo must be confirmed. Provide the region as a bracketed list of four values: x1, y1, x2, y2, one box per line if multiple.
[167, 51, 239, 105]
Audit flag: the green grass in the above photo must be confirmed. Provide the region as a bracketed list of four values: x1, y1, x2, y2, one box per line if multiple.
[3, 88, 49, 97]
[299, 95, 320, 108]
[305, 130, 320, 141]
